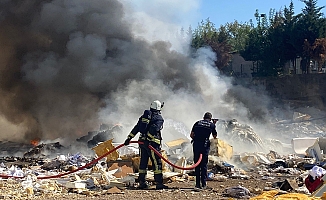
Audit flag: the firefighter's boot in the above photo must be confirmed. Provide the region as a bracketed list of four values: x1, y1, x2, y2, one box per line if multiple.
[154, 174, 168, 190]
[138, 173, 149, 189]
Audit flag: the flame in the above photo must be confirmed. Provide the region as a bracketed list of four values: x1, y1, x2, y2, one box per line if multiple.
[30, 139, 40, 147]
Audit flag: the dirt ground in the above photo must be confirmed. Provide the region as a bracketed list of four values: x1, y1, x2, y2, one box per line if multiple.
[0, 171, 302, 200]
[26, 179, 270, 200]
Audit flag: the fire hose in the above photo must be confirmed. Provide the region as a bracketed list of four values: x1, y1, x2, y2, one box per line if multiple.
[0, 141, 202, 179]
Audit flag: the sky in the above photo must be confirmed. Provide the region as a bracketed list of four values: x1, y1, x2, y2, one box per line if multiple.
[127, 0, 325, 34]
[196, 0, 308, 27]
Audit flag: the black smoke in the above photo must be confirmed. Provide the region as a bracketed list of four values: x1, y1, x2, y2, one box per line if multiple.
[1, 0, 297, 154]
[0, 0, 201, 142]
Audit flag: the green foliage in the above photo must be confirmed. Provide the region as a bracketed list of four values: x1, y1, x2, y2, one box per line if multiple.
[240, 0, 326, 77]
[189, 0, 326, 77]
[192, 18, 218, 49]
[190, 18, 254, 72]
[303, 38, 326, 71]
[191, 18, 232, 71]
[222, 21, 252, 52]
[296, 0, 325, 52]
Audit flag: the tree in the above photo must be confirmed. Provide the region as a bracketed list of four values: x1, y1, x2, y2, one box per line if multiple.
[298, 0, 325, 43]
[186, 26, 193, 39]
[241, 10, 273, 76]
[281, 1, 300, 73]
[294, 0, 325, 72]
[304, 38, 326, 71]
[222, 20, 252, 52]
[241, 0, 326, 76]
[191, 18, 232, 71]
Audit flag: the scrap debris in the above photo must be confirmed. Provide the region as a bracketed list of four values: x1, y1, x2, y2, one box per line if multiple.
[0, 110, 326, 199]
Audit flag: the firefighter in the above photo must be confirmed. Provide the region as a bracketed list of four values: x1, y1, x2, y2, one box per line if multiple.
[124, 100, 168, 190]
[190, 112, 217, 190]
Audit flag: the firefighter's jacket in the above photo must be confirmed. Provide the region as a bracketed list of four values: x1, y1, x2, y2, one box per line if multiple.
[127, 109, 164, 145]
[191, 119, 217, 152]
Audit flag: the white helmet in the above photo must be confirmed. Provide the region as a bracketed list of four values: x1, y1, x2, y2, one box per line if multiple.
[150, 100, 163, 111]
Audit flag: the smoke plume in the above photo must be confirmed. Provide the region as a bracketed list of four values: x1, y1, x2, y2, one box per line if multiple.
[0, 0, 280, 151]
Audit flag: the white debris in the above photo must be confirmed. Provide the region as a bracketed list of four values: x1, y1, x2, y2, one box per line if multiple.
[65, 181, 86, 189]
[119, 175, 136, 185]
[57, 155, 66, 162]
[21, 176, 33, 189]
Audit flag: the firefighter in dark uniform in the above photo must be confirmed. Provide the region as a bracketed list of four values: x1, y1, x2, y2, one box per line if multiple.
[190, 112, 217, 190]
[124, 100, 168, 190]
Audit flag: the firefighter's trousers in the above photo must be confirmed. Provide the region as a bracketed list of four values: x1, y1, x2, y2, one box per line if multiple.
[138, 141, 163, 184]
[193, 143, 210, 187]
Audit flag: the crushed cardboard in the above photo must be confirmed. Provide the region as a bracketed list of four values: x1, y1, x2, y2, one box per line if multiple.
[92, 139, 119, 161]
[210, 138, 233, 161]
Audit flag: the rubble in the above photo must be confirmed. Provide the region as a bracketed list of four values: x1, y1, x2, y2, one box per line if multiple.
[223, 185, 251, 198]
[24, 142, 65, 158]
[0, 109, 325, 199]
[217, 119, 265, 152]
[76, 124, 124, 148]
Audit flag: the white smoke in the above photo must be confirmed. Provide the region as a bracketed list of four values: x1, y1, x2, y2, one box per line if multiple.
[0, 0, 266, 147]
[1, 0, 320, 156]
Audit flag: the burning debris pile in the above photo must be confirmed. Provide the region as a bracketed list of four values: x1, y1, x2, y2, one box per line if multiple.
[76, 124, 124, 148]
[217, 119, 265, 152]
[1, 127, 326, 199]
[0, 0, 326, 198]
[0, 141, 34, 157]
[24, 142, 65, 158]
[216, 119, 291, 154]
[0, 108, 325, 199]
[272, 111, 326, 139]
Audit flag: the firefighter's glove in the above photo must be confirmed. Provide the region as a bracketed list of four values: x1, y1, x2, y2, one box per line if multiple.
[124, 138, 131, 146]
